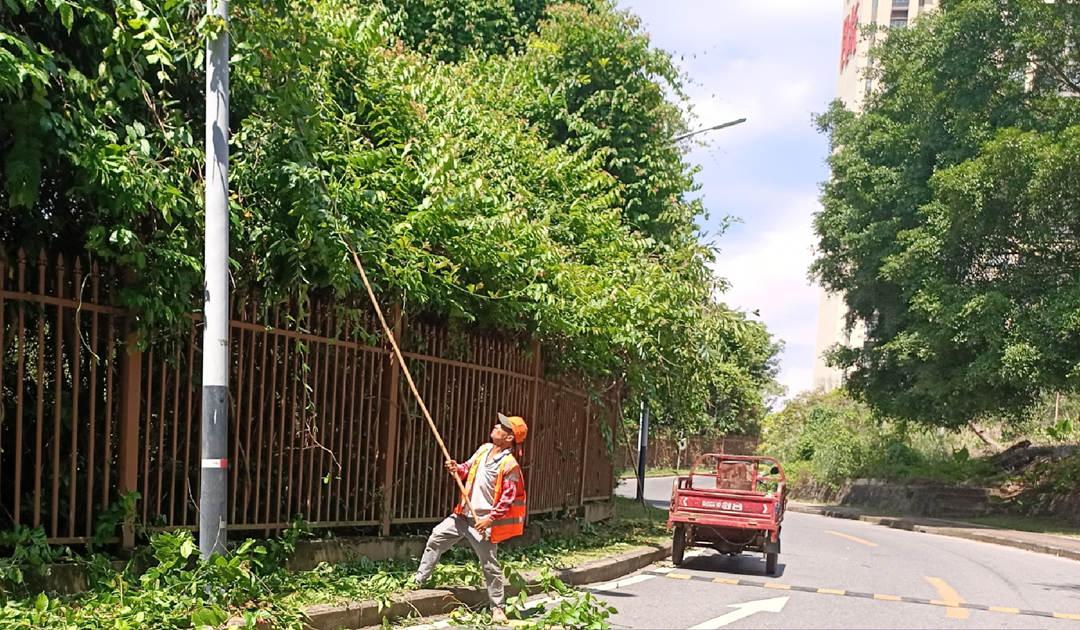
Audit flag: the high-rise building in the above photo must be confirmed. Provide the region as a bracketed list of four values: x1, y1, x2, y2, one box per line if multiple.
[811, 0, 938, 392]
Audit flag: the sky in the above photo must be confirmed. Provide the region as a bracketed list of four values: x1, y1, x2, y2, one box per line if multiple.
[619, 0, 845, 400]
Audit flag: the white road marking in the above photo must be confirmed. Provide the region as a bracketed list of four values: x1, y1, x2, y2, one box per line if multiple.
[589, 574, 656, 592]
[687, 596, 790, 629]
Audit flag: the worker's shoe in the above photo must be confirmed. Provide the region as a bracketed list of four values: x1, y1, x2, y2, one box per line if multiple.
[490, 607, 508, 624]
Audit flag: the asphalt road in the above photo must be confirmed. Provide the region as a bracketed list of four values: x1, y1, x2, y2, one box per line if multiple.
[608, 477, 1080, 629]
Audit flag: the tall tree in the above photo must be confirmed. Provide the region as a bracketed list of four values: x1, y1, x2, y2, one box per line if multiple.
[814, 0, 1080, 427]
[0, 0, 779, 432]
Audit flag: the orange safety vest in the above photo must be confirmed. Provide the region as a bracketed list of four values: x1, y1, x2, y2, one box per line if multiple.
[454, 443, 527, 543]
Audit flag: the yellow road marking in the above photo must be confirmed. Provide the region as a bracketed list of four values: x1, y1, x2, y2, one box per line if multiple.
[989, 606, 1019, 614]
[825, 530, 879, 547]
[647, 569, 1069, 621]
[925, 577, 969, 620]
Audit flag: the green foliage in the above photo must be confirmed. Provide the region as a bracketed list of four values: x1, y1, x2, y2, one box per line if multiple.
[761, 391, 996, 490]
[90, 491, 139, 551]
[0, 526, 67, 595]
[813, 0, 1080, 427]
[1001, 392, 1080, 444]
[444, 566, 615, 629]
[381, 0, 597, 62]
[1003, 452, 1080, 519]
[0, 0, 778, 434]
[0, 526, 311, 629]
[1016, 452, 1080, 498]
[0, 500, 663, 628]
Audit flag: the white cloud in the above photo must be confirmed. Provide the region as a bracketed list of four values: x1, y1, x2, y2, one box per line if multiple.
[711, 193, 822, 399]
[624, 0, 841, 43]
[617, 0, 839, 399]
[683, 66, 820, 142]
[625, 0, 842, 146]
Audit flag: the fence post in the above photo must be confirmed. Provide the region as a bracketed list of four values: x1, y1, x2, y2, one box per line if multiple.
[525, 341, 541, 522]
[379, 304, 404, 536]
[527, 341, 542, 441]
[578, 397, 590, 508]
[117, 327, 142, 549]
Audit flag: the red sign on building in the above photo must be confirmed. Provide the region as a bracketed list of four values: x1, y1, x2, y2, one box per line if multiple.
[840, 3, 860, 70]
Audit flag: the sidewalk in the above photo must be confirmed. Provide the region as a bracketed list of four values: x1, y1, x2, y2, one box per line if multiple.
[788, 502, 1080, 562]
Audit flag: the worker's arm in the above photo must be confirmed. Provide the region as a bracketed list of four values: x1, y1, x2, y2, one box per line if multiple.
[489, 469, 520, 520]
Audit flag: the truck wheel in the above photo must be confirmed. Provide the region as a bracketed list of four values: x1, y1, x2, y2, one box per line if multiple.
[672, 524, 687, 566]
[765, 552, 778, 576]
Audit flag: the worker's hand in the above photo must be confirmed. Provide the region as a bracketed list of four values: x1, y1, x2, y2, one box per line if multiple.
[444, 460, 458, 474]
[474, 517, 493, 533]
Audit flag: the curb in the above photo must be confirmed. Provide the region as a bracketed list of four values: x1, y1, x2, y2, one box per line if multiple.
[280, 543, 671, 630]
[912, 528, 1080, 562]
[788, 504, 1080, 562]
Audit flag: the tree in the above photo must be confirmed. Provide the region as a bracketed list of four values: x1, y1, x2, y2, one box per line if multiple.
[0, 0, 778, 433]
[380, 0, 597, 62]
[814, 0, 1080, 427]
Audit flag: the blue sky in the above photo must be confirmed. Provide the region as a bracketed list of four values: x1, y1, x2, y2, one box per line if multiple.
[618, 0, 844, 399]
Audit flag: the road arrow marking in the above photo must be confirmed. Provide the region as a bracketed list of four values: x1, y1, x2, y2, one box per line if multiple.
[925, 576, 969, 620]
[688, 596, 789, 629]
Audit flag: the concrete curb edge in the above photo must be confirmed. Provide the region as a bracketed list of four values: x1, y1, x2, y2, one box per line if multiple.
[787, 504, 1080, 562]
[285, 542, 672, 629]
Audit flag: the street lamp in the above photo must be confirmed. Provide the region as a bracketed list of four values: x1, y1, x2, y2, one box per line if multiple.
[634, 115, 748, 506]
[671, 117, 747, 143]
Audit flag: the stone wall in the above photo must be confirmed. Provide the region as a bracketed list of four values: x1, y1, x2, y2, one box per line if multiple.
[793, 479, 993, 519]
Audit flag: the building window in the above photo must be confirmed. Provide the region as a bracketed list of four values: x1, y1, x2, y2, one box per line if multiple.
[890, 1, 910, 29]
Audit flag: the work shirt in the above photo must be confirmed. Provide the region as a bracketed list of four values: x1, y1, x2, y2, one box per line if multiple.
[455, 444, 519, 520]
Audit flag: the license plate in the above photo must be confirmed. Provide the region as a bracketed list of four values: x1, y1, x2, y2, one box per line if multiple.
[680, 496, 772, 515]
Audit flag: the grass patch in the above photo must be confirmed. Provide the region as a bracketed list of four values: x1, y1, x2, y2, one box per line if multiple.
[283, 497, 668, 610]
[0, 499, 667, 629]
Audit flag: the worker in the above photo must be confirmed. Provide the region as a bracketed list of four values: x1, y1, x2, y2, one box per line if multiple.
[412, 412, 528, 624]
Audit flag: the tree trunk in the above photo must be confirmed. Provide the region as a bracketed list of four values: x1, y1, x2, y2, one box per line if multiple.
[967, 421, 1002, 452]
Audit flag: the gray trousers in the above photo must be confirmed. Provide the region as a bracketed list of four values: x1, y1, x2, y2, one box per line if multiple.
[415, 514, 504, 607]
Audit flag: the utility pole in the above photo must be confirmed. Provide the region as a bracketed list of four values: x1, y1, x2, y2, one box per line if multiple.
[635, 400, 649, 503]
[200, 0, 230, 558]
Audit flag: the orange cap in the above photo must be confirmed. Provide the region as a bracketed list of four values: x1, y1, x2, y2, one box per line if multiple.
[497, 412, 528, 444]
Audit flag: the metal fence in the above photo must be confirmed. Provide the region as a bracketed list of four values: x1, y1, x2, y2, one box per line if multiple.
[0, 248, 618, 546]
[621, 433, 759, 472]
